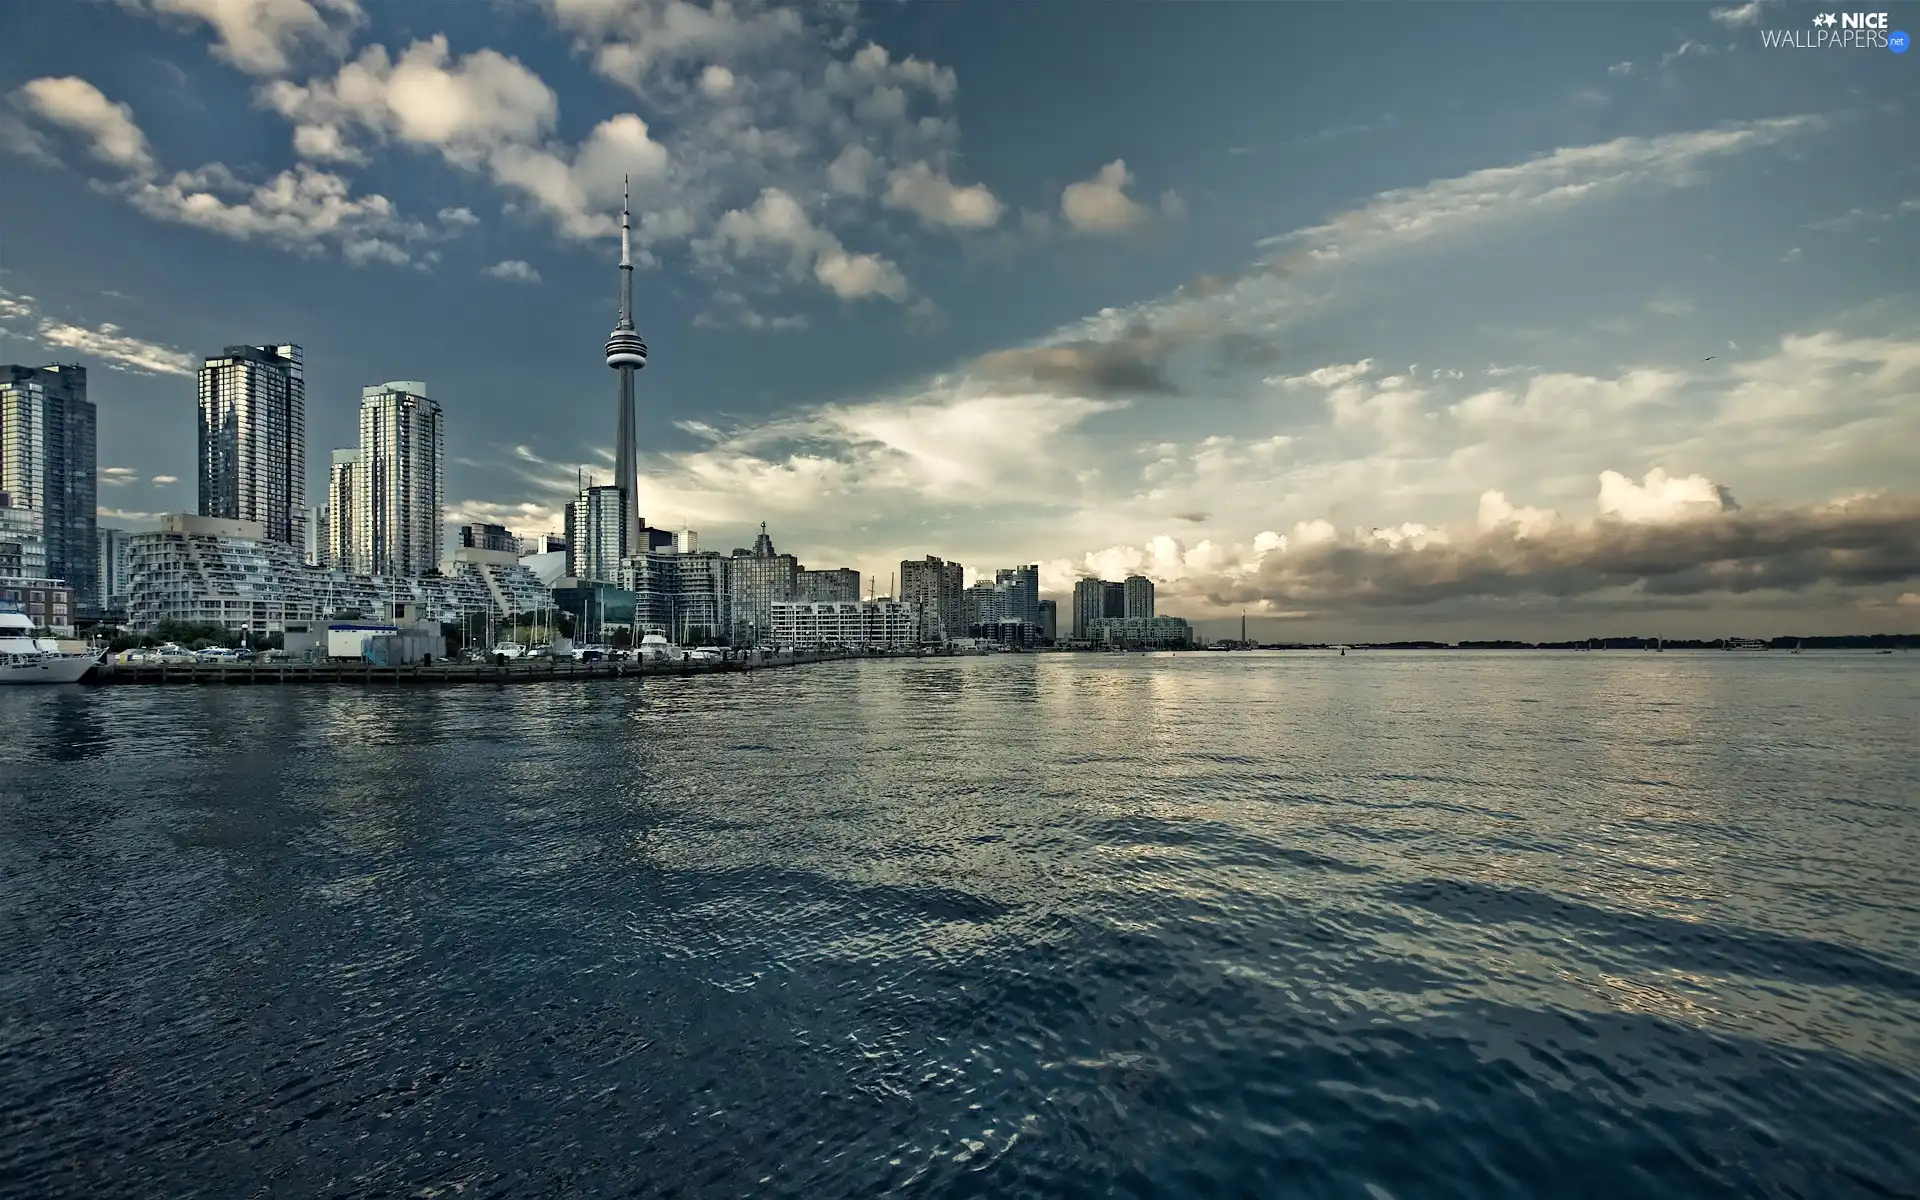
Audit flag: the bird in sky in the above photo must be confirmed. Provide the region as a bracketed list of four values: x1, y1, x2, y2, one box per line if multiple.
[1701, 356, 1715, 361]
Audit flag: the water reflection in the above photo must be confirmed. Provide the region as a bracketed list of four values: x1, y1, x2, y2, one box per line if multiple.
[3, 653, 1917, 1197]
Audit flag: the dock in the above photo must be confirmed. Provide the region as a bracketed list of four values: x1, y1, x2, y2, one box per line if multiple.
[88, 649, 861, 686]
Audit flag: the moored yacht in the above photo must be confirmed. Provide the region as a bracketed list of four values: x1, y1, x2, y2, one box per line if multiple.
[0, 604, 102, 684]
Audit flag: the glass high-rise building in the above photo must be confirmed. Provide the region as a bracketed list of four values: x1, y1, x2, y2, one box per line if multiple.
[327, 448, 358, 571]
[0, 363, 97, 608]
[355, 382, 443, 577]
[197, 344, 305, 555]
[565, 484, 629, 583]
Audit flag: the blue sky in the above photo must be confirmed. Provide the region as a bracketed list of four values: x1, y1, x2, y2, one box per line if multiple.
[1, 0, 1915, 637]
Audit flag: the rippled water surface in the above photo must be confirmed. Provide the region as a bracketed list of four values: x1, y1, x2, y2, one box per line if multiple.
[3, 651, 1918, 1198]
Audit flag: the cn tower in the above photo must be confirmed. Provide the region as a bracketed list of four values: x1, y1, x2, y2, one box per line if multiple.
[603, 175, 649, 554]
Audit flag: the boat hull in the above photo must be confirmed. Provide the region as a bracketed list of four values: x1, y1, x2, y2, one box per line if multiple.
[0, 653, 101, 684]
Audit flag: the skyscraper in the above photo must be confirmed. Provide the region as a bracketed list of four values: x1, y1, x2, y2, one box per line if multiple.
[900, 555, 965, 640]
[197, 343, 305, 554]
[0, 363, 96, 607]
[604, 177, 649, 558]
[327, 448, 358, 571]
[355, 381, 444, 576]
[1123, 574, 1156, 619]
[97, 525, 133, 608]
[565, 483, 629, 583]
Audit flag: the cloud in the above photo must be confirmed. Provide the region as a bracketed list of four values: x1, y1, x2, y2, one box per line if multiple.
[483, 259, 542, 284]
[712, 187, 909, 301]
[118, 0, 366, 77]
[881, 161, 1001, 229]
[1079, 476, 1920, 616]
[151, 475, 179, 485]
[976, 324, 1181, 395]
[1779, 246, 1802, 263]
[101, 466, 139, 487]
[1708, 2, 1765, 28]
[0, 287, 196, 376]
[1660, 40, 1717, 67]
[8, 75, 432, 267]
[1607, 61, 1635, 76]
[14, 77, 155, 172]
[1061, 159, 1153, 234]
[437, 205, 480, 227]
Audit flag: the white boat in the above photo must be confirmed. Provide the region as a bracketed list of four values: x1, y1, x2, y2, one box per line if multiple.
[0, 604, 102, 684]
[636, 633, 683, 663]
[492, 641, 527, 659]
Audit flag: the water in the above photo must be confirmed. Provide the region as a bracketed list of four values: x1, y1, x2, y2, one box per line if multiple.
[3, 651, 1917, 1198]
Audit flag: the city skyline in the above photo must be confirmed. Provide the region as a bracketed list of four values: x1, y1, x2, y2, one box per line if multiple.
[0, 2, 1915, 639]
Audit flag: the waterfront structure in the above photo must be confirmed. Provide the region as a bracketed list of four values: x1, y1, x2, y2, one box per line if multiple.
[326, 449, 358, 570]
[729, 523, 797, 646]
[604, 177, 650, 556]
[1071, 576, 1132, 638]
[1037, 598, 1057, 643]
[796, 567, 861, 603]
[97, 526, 133, 608]
[565, 483, 629, 584]
[622, 549, 732, 643]
[998, 565, 1040, 627]
[1, 363, 97, 608]
[553, 579, 636, 644]
[1088, 615, 1192, 649]
[125, 512, 544, 635]
[1123, 574, 1156, 620]
[0, 578, 74, 633]
[770, 599, 921, 651]
[0, 500, 47, 579]
[966, 564, 1041, 640]
[900, 555, 965, 640]
[355, 381, 444, 577]
[197, 344, 304, 555]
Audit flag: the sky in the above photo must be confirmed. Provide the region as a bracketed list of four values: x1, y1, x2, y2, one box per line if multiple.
[1, 0, 1916, 640]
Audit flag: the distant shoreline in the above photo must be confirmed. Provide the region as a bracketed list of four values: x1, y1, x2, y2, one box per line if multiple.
[1171, 636, 1917, 652]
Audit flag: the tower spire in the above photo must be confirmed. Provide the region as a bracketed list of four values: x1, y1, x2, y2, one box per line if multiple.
[604, 176, 648, 560]
[617, 174, 634, 329]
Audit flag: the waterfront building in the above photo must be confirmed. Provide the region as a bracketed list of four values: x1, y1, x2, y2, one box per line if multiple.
[621, 548, 732, 643]
[0, 363, 97, 608]
[770, 599, 921, 651]
[1037, 598, 1057, 643]
[125, 512, 544, 635]
[552, 579, 636, 644]
[355, 381, 444, 577]
[1071, 576, 1132, 638]
[565, 483, 628, 583]
[796, 567, 861, 603]
[0, 500, 47, 579]
[326, 448, 358, 570]
[1123, 574, 1156, 619]
[126, 514, 313, 633]
[900, 555, 965, 641]
[197, 344, 304, 555]
[1088, 615, 1192, 649]
[729, 523, 797, 646]
[96, 525, 133, 608]
[0, 577, 74, 633]
[997, 564, 1040, 627]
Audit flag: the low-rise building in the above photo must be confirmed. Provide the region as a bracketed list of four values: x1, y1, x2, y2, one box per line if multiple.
[770, 599, 921, 651]
[0, 577, 74, 633]
[1088, 615, 1193, 649]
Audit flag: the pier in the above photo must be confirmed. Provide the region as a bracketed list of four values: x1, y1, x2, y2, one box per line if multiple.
[88, 648, 863, 686]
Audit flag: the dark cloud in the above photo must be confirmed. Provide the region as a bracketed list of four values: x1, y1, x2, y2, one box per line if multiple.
[975, 322, 1179, 395]
[1186, 494, 1920, 611]
[1173, 511, 1211, 523]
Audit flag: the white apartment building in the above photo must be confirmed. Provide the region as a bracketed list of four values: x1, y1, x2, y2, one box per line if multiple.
[770, 599, 922, 651]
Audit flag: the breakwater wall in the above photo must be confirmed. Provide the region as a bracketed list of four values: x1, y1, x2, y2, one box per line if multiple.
[89, 649, 867, 686]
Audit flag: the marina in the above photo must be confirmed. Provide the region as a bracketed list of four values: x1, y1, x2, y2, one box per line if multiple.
[86, 647, 862, 685]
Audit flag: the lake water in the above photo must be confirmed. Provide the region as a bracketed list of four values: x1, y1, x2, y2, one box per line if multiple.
[3, 651, 1917, 1198]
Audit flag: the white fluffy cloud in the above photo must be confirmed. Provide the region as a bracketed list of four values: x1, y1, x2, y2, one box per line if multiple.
[882, 161, 1002, 229]
[1061, 160, 1150, 234]
[483, 259, 542, 284]
[713, 187, 909, 301]
[14, 77, 154, 172]
[1708, 2, 1765, 28]
[119, 0, 365, 76]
